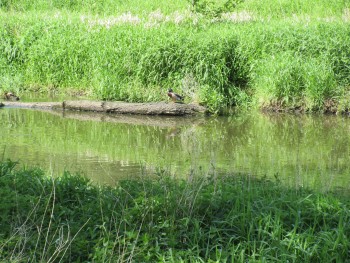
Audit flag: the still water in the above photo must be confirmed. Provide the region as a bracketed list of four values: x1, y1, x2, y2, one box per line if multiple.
[1, 107, 350, 190]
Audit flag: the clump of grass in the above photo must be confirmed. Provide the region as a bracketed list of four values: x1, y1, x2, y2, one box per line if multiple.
[241, 21, 350, 112]
[252, 52, 337, 110]
[0, 159, 349, 262]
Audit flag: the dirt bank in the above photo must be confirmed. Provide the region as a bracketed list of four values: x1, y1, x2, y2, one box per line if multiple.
[0, 100, 207, 116]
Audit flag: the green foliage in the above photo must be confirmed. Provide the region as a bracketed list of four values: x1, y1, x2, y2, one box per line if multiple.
[252, 52, 337, 109]
[242, 22, 350, 111]
[0, 1, 350, 113]
[0, 160, 349, 262]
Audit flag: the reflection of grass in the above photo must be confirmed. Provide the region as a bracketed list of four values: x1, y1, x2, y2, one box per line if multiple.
[1, 159, 349, 262]
[2, 108, 350, 188]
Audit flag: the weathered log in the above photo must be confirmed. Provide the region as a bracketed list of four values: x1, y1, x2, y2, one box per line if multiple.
[0, 100, 207, 116]
[1, 101, 62, 109]
[63, 100, 105, 112]
[63, 100, 206, 115]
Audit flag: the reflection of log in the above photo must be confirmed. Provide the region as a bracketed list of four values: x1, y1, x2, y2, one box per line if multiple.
[1, 100, 206, 116]
[57, 111, 205, 127]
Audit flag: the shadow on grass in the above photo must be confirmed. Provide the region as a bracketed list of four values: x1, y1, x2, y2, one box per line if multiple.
[0, 159, 349, 262]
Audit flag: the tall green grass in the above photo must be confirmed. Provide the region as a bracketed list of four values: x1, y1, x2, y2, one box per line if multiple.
[0, 0, 189, 15]
[238, 0, 347, 19]
[0, 159, 349, 262]
[0, 15, 251, 112]
[0, 0, 346, 18]
[0, 1, 349, 113]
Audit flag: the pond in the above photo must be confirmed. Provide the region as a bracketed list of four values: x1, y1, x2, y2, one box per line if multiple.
[1, 107, 350, 190]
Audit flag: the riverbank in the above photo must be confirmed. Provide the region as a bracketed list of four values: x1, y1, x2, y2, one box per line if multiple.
[0, 1, 349, 114]
[0, 159, 349, 262]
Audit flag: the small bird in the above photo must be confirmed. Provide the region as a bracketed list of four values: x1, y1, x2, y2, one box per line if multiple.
[4, 92, 20, 101]
[167, 89, 184, 103]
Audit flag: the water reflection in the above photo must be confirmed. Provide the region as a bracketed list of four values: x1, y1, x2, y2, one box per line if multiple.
[1, 107, 349, 190]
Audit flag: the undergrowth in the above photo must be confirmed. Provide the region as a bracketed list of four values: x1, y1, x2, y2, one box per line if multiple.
[0, 159, 349, 262]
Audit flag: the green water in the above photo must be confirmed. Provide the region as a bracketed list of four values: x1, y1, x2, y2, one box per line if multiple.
[1, 107, 349, 189]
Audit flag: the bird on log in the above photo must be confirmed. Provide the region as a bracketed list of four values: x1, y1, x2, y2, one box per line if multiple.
[167, 89, 184, 103]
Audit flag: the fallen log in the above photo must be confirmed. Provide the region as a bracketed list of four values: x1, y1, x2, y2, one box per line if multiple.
[0, 101, 62, 109]
[0, 100, 207, 116]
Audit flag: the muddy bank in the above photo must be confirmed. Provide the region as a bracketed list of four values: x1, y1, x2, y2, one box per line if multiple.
[0, 100, 207, 116]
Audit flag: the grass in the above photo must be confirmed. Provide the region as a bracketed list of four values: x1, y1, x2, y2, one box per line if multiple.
[0, 159, 349, 262]
[238, 0, 347, 19]
[0, 0, 189, 15]
[0, 1, 349, 114]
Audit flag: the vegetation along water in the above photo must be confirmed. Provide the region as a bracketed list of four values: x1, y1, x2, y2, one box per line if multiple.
[1, 159, 350, 262]
[1, 0, 350, 262]
[0, 0, 349, 113]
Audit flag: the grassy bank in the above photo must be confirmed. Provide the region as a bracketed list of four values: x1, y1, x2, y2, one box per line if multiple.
[0, 159, 349, 262]
[0, 1, 349, 113]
